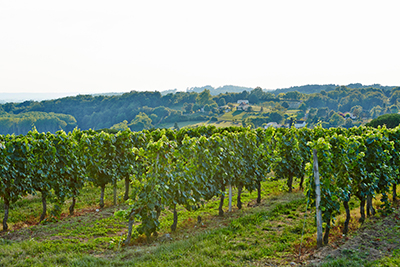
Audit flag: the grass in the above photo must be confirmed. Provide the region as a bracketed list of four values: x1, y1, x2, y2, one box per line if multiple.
[2, 179, 399, 266]
[157, 120, 208, 129]
[219, 109, 252, 121]
[0, 182, 120, 229]
[155, 104, 300, 130]
[192, 120, 242, 128]
[0, 179, 313, 266]
[309, 189, 400, 266]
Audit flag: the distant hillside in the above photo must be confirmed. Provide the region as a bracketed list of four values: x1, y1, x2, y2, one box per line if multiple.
[0, 93, 79, 103]
[185, 83, 398, 96]
[187, 85, 254, 95]
[270, 84, 337, 95]
[1, 83, 399, 134]
[0, 111, 77, 135]
[2, 84, 397, 103]
[0, 92, 124, 103]
[269, 83, 397, 95]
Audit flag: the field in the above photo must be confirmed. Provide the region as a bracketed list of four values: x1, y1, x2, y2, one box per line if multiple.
[2, 178, 400, 266]
[160, 104, 295, 130]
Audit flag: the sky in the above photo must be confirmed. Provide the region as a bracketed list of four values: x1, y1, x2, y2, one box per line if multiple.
[1, 0, 400, 95]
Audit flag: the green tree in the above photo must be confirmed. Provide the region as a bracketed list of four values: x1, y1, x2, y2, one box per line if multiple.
[388, 104, 398, 114]
[298, 102, 307, 112]
[183, 103, 194, 114]
[390, 89, 400, 105]
[296, 110, 305, 120]
[193, 104, 201, 112]
[196, 89, 215, 107]
[153, 106, 170, 118]
[149, 114, 158, 125]
[273, 103, 285, 112]
[317, 107, 329, 119]
[366, 113, 400, 128]
[363, 91, 386, 110]
[281, 102, 289, 109]
[329, 112, 345, 127]
[128, 112, 153, 131]
[370, 105, 383, 119]
[218, 98, 226, 106]
[350, 105, 363, 118]
[249, 94, 259, 104]
[283, 91, 302, 100]
[277, 93, 286, 99]
[110, 120, 129, 131]
[343, 118, 354, 129]
[268, 111, 283, 124]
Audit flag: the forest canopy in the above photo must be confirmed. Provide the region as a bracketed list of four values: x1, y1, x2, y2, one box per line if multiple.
[0, 112, 77, 135]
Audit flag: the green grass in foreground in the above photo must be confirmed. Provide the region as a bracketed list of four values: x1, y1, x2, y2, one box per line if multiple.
[315, 246, 400, 267]
[313, 207, 400, 267]
[2, 179, 399, 266]
[0, 180, 312, 266]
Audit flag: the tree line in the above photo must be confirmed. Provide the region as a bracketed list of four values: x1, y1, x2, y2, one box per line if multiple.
[1, 84, 400, 133]
[0, 111, 77, 135]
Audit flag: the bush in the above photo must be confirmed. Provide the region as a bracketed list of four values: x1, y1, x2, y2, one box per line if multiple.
[210, 117, 218, 122]
[366, 113, 400, 128]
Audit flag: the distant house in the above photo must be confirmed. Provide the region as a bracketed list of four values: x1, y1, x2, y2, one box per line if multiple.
[218, 105, 231, 113]
[237, 100, 249, 105]
[294, 121, 306, 128]
[237, 102, 250, 111]
[264, 122, 283, 128]
[219, 105, 229, 109]
[340, 112, 357, 119]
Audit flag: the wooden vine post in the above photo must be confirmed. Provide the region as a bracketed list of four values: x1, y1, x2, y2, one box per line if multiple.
[313, 149, 323, 248]
[228, 183, 232, 212]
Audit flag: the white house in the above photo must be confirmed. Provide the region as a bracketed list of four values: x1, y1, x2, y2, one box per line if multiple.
[237, 102, 250, 111]
[218, 105, 231, 113]
[264, 122, 283, 128]
[237, 100, 249, 105]
[294, 121, 306, 129]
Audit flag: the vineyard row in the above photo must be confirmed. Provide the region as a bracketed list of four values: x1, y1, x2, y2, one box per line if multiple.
[1, 125, 399, 245]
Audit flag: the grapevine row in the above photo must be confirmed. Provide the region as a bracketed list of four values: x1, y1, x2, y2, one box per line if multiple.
[0, 125, 399, 247]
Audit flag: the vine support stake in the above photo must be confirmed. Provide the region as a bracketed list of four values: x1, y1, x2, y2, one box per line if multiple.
[228, 183, 232, 212]
[313, 149, 323, 248]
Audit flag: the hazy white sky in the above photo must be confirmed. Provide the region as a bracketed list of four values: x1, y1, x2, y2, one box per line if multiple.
[1, 0, 399, 94]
